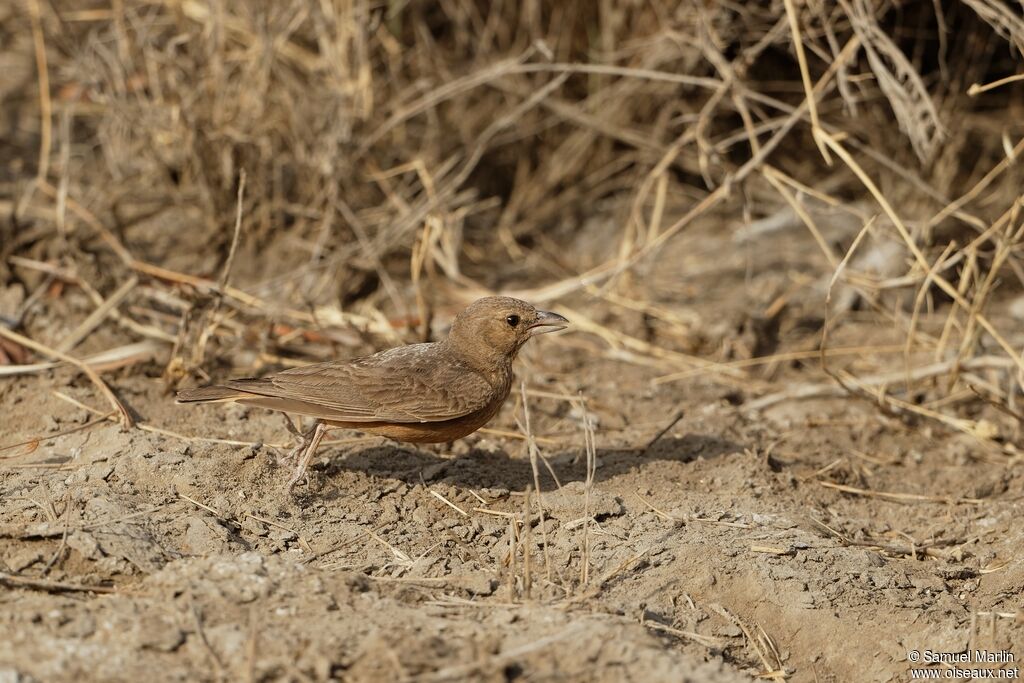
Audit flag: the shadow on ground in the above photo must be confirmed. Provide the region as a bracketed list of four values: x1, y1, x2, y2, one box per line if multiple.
[312, 434, 743, 492]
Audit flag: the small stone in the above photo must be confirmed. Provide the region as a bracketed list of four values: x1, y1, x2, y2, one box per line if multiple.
[864, 551, 886, 567]
[717, 624, 743, 638]
[183, 516, 230, 554]
[432, 516, 462, 530]
[6, 549, 43, 572]
[137, 614, 185, 652]
[542, 482, 623, 522]
[66, 531, 102, 560]
[910, 573, 945, 593]
[269, 528, 297, 542]
[153, 451, 186, 466]
[412, 506, 437, 526]
[421, 461, 451, 481]
[463, 575, 497, 596]
[242, 516, 268, 537]
[379, 504, 401, 524]
[63, 469, 89, 486]
[795, 592, 815, 609]
[89, 463, 115, 482]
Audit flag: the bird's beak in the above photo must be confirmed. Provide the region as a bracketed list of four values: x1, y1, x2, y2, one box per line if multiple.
[528, 310, 569, 335]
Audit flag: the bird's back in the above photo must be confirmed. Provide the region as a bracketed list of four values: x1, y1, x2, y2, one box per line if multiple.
[178, 341, 509, 426]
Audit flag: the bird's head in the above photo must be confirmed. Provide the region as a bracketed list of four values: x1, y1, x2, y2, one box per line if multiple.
[448, 296, 569, 367]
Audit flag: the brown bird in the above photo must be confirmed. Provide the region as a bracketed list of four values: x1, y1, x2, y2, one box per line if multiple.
[176, 296, 568, 486]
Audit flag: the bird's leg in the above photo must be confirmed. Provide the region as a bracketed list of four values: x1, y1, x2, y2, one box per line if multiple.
[280, 412, 303, 439]
[273, 413, 314, 467]
[288, 420, 328, 489]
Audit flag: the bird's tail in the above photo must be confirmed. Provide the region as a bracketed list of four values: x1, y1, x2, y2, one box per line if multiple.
[175, 385, 244, 403]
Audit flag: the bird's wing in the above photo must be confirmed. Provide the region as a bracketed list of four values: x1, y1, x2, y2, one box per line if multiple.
[224, 343, 496, 423]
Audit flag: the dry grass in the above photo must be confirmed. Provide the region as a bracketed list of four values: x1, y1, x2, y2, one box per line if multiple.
[2, 2, 1024, 468]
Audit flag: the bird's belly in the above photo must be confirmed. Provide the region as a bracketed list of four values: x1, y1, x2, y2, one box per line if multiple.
[325, 400, 503, 443]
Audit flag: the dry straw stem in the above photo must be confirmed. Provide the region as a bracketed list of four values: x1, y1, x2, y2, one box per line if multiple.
[818, 130, 1024, 372]
[654, 344, 903, 385]
[0, 571, 115, 595]
[819, 481, 984, 506]
[968, 73, 1024, 96]
[184, 170, 249, 372]
[0, 411, 116, 458]
[903, 242, 959, 382]
[56, 276, 139, 353]
[844, 0, 944, 162]
[429, 490, 468, 517]
[0, 340, 160, 378]
[49, 389, 300, 450]
[710, 604, 786, 680]
[25, 0, 51, 194]
[783, 0, 832, 164]
[512, 36, 862, 307]
[553, 305, 746, 380]
[7, 257, 175, 343]
[0, 326, 133, 427]
[217, 170, 247, 294]
[811, 518, 968, 561]
[521, 487, 532, 599]
[762, 166, 839, 268]
[517, 382, 553, 585]
[579, 395, 598, 588]
[961, 0, 1024, 56]
[949, 218, 1024, 387]
[747, 356, 1015, 411]
[926, 137, 1024, 229]
[642, 620, 726, 650]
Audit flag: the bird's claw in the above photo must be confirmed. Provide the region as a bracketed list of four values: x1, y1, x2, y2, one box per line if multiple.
[286, 464, 310, 489]
[285, 421, 327, 491]
[272, 433, 309, 468]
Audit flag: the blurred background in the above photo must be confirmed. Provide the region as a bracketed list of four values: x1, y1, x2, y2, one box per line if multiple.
[2, 1, 1023, 426]
[2, 2, 1024, 680]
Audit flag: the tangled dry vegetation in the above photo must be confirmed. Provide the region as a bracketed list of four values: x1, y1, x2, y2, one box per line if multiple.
[2, 0, 1024, 681]
[2, 0, 1023, 442]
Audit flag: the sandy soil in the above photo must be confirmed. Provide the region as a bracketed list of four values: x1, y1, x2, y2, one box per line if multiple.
[2, 213, 1023, 683]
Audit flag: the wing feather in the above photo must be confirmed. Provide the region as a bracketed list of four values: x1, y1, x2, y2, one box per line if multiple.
[224, 343, 494, 423]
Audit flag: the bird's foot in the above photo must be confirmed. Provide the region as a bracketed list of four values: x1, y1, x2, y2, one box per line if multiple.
[286, 465, 309, 490]
[287, 421, 328, 490]
[274, 414, 311, 468]
[280, 438, 308, 468]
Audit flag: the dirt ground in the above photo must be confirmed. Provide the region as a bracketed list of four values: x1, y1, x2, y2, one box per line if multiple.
[2, 210, 1022, 683]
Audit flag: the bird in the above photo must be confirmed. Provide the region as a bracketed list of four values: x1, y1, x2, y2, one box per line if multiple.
[176, 296, 569, 486]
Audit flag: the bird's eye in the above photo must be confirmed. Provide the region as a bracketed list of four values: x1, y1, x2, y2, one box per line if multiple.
[506, 314, 520, 328]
